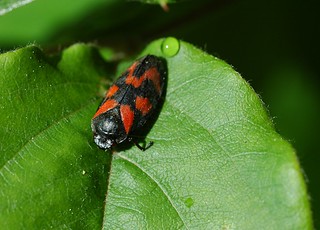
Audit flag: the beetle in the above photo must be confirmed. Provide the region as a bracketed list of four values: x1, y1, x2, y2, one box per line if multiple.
[91, 55, 166, 151]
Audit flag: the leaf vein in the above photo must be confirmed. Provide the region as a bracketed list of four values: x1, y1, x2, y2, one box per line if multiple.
[117, 153, 190, 230]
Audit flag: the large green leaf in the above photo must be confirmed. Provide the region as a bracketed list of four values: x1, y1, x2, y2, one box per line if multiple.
[103, 39, 312, 229]
[0, 39, 312, 229]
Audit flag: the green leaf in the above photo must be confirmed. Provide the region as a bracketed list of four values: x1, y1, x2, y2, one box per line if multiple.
[0, 39, 312, 229]
[0, 44, 111, 228]
[0, 0, 119, 46]
[103, 39, 312, 229]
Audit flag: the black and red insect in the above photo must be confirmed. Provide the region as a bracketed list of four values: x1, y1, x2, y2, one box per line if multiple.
[91, 55, 166, 151]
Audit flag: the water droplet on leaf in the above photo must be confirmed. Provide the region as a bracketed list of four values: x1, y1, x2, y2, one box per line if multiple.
[161, 37, 180, 57]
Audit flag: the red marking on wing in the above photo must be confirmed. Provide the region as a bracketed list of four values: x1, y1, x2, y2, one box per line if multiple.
[135, 96, 152, 116]
[93, 99, 118, 119]
[106, 85, 119, 98]
[125, 74, 143, 88]
[144, 67, 161, 94]
[120, 105, 134, 134]
[125, 67, 161, 94]
[128, 61, 138, 75]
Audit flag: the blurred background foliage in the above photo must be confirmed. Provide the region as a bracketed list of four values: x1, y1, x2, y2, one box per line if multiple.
[0, 0, 319, 226]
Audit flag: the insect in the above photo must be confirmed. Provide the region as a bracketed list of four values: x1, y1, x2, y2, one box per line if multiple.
[91, 55, 166, 151]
